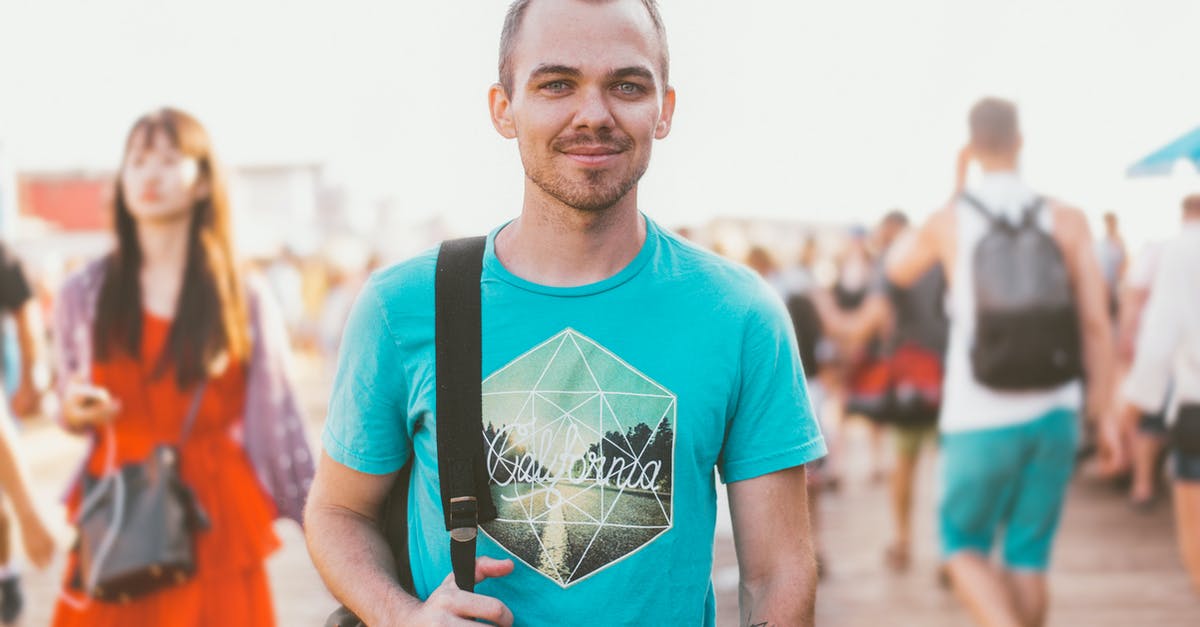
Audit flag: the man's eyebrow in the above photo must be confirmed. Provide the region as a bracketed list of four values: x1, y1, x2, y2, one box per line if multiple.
[528, 64, 582, 82]
[526, 64, 658, 84]
[608, 66, 656, 82]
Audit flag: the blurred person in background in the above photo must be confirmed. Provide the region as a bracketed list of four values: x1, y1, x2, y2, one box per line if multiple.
[1117, 193, 1200, 593]
[0, 240, 50, 623]
[0, 243, 49, 420]
[843, 210, 948, 573]
[0, 391, 55, 626]
[834, 227, 889, 482]
[48, 108, 314, 626]
[888, 97, 1113, 627]
[1106, 228, 1170, 507]
[748, 243, 844, 577]
[1096, 211, 1127, 322]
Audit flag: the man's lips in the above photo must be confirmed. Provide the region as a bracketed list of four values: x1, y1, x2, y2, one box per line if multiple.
[560, 145, 623, 166]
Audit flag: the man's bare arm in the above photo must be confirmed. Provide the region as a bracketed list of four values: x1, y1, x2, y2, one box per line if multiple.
[727, 465, 816, 627]
[11, 299, 47, 416]
[305, 451, 515, 626]
[886, 208, 949, 288]
[1054, 206, 1115, 420]
[1116, 284, 1148, 365]
[304, 452, 416, 624]
[0, 399, 55, 567]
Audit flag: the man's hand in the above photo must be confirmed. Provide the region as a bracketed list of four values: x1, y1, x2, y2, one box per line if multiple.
[307, 453, 517, 626]
[1091, 405, 1133, 478]
[404, 557, 515, 626]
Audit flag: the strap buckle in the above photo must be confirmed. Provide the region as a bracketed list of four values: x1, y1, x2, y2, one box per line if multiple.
[448, 496, 478, 542]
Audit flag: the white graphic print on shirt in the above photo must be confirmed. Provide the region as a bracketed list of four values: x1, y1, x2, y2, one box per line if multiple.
[479, 329, 676, 588]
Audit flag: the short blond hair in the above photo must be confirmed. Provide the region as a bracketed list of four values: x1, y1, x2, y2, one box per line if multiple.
[969, 97, 1020, 154]
[498, 0, 669, 95]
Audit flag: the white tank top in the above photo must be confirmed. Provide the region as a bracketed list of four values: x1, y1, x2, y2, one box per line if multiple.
[940, 172, 1082, 433]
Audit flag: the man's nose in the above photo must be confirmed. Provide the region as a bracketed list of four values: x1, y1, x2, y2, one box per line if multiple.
[572, 87, 615, 132]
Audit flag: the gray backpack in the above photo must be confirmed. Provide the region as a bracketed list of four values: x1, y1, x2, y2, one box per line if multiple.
[963, 193, 1082, 390]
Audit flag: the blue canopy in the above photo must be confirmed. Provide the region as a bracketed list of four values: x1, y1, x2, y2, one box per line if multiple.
[1127, 126, 1200, 177]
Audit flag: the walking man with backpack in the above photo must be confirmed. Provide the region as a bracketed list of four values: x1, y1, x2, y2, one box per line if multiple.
[304, 1, 826, 625]
[887, 97, 1114, 627]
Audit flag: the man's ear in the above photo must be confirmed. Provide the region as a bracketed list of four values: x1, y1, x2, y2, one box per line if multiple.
[489, 83, 518, 139]
[655, 85, 676, 140]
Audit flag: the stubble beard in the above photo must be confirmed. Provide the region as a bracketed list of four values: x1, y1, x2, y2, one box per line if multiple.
[523, 134, 649, 213]
[527, 163, 646, 213]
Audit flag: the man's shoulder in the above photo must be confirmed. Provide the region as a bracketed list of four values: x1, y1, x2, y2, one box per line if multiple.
[656, 229, 778, 308]
[364, 246, 440, 311]
[1043, 199, 1093, 249]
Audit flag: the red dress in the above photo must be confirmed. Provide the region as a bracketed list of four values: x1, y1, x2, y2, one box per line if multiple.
[52, 313, 280, 626]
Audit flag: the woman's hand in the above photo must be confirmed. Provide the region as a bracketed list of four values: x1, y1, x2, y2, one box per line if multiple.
[62, 381, 121, 429]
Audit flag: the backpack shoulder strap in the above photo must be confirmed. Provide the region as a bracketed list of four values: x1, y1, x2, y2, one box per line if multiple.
[434, 235, 494, 593]
[1019, 196, 1046, 229]
[960, 192, 1000, 225]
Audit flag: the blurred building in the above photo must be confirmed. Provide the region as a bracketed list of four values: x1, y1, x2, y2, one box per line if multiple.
[17, 171, 111, 232]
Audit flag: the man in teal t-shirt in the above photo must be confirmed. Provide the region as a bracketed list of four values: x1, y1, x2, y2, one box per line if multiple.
[305, 1, 826, 625]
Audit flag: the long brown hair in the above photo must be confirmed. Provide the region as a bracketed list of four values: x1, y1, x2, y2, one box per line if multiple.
[94, 108, 250, 388]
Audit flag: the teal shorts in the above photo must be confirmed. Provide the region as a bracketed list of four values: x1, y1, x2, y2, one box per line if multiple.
[939, 407, 1078, 571]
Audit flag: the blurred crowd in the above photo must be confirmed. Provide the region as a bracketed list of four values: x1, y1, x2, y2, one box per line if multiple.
[0, 94, 1193, 627]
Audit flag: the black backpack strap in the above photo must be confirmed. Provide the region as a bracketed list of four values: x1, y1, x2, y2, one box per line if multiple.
[960, 192, 999, 224]
[434, 236, 496, 593]
[963, 192, 1047, 230]
[1019, 196, 1046, 229]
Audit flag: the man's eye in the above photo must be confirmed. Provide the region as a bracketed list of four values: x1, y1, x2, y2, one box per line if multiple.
[615, 82, 644, 95]
[542, 81, 570, 92]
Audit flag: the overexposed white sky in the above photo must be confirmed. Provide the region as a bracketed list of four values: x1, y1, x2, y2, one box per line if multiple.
[1, 0, 1198, 246]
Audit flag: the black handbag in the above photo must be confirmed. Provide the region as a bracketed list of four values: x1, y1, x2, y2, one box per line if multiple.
[326, 236, 496, 626]
[74, 382, 211, 604]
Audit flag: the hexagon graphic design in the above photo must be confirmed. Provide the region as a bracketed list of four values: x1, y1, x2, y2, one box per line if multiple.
[480, 328, 675, 588]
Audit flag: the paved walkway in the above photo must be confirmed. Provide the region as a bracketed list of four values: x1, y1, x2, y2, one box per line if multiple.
[12, 364, 1200, 625]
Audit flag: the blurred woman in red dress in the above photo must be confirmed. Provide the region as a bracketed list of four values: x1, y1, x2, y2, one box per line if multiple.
[49, 108, 315, 626]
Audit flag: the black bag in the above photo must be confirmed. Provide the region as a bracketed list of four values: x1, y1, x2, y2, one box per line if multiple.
[74, 384, 211, 604]
[785, 293, 823, 378]
[326, 236, 496, 627]
[964, 193, 1082, 390]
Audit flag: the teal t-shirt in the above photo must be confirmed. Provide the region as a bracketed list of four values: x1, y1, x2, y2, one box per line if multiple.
[322, 217, 826, 626]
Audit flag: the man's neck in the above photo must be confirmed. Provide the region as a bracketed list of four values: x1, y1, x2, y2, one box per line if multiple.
[976, 154, 1019, 174]
[494, 186, 647, 288]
